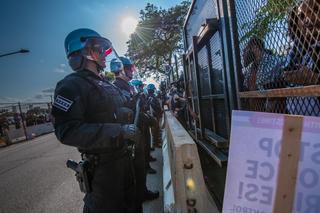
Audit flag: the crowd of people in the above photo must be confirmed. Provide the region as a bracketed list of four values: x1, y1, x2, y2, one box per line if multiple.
[157, 77, 198, 129]
[51, 28, 164, 213]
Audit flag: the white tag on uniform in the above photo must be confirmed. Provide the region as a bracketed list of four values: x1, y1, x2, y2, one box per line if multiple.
[53, 95, 73, 112]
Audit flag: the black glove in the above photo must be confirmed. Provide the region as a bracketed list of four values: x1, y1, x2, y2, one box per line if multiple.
[121, 124, 140, 143]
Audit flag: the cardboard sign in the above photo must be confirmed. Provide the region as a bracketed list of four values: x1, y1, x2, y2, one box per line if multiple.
[223, 111, 320, 213]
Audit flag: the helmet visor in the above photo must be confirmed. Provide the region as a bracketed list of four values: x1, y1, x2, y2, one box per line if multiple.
[82, 37, 112, 56]
[82, 37, 121, 72]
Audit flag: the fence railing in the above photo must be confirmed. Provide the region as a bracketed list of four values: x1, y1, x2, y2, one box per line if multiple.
[0, 102, 54, 145]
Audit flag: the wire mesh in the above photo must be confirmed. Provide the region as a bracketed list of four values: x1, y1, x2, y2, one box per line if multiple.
[198, 44, 211, 96]
[210, 33, 224, 95]
[234, 0, 320, 116]
[0, 102, 53, 144]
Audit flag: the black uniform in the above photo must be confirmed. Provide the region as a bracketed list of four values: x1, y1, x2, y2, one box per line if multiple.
[113, 77, 145, 212]
[52, 70, 135, 213]
[113, 78, 133, 104]
[139, 93, 154, 170]
[146, 93, 162, 147]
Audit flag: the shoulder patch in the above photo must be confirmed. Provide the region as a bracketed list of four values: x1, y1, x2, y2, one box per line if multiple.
[53, 95, 73, 112]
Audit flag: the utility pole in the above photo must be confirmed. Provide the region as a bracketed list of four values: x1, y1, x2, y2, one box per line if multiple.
[18, 102, 28, 141]
[0, 49, 30, 58]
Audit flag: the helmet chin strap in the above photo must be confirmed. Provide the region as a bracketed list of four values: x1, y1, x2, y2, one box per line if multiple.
[85, 55, 103, 73]
[95, 61, 104, 73]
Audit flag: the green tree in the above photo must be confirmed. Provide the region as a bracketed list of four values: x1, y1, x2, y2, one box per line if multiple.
[126, 1, 190, 80]
[241, 0, 296, 41]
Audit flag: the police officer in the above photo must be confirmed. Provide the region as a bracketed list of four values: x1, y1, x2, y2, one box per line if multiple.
[130, 80, 157, 175]
[111, 59, 159, 205]
[51, 28, 139, 213]
[112, 57, 135, 103]
[146, 84, 163, 148]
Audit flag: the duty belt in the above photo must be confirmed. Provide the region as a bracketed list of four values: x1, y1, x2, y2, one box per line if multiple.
[82, 146, 129, 164]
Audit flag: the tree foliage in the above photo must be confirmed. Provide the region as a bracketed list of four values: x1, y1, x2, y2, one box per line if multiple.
[126, 1, 190, 79]
[241, 0, 296, 41]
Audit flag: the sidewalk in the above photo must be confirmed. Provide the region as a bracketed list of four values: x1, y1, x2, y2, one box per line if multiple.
[143, 146, 164, 212]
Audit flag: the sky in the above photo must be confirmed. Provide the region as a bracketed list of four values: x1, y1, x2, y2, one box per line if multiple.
[0, 0, 182, 103]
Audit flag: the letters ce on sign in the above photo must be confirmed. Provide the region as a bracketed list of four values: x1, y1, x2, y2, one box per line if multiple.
[223, 111, 320, 213]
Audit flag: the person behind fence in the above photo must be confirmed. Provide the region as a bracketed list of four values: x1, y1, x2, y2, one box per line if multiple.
[242, 36, 287, 112]
[169, 79, 188, 127]
[0, 116, 10, 145]
[146, 84, 162, 148]
[283, 0, 320, 116]
[243, 36, 286, 91]
[51, 28, 141, 213]
[284, 0, 320, 85]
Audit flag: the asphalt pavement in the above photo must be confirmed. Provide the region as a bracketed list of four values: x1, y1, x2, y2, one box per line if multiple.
[0, 133, 163, 213]
[0, 133, 83, 213]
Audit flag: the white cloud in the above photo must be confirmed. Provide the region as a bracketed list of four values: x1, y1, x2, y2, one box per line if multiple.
[0, 91, 53, 104]
[42, 88, 55, 93]
[0, 96, 20, 103]
[34, 94, 44, 100]
[54, 68, 66, 73]
[53, 63, 68, 73]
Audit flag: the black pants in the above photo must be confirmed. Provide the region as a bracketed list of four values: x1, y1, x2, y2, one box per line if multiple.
[143, 123, 151, 169]
[133, 142, 146, 213]
[83, 152, 135, 213]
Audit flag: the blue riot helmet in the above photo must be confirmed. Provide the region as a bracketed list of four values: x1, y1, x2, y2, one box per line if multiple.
[119, 56, 135, 80]
[146, 84, 156, 95]
[64, 28, 101, 57]
[129, 79, 144, 93]
[110, 58, 123, 73]
[129, 79, 143, 86]
[64, 28, 113, 72]
[119, 57, 132, 66]
[146, 84, 156, 91]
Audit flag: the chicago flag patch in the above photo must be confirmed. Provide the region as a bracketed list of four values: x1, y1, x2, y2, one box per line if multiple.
[53, 95, 73, 112]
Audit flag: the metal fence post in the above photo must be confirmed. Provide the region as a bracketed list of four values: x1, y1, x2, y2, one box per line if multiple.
[18, 102, 28, 141]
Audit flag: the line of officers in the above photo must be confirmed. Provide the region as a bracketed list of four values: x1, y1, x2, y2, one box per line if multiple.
[51, 29, 163, 213]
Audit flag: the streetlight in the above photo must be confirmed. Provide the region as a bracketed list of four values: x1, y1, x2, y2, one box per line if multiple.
[0, 49, 30, 58]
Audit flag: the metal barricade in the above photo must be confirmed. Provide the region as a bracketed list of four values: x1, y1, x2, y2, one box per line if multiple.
[0, 102, 53, 144]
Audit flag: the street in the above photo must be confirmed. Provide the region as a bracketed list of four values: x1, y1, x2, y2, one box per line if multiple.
[0, 133, 83, 213]
[0, 133, 163, 213]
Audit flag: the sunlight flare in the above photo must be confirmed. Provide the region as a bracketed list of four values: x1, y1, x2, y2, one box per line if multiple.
[121, 16, 138, 35]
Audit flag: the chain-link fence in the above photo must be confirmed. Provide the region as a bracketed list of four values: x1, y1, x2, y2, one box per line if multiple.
[0, 102, 53, 146]
[234, 0, 320, 116]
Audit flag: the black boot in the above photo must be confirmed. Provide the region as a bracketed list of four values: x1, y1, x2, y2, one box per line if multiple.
[143, 190, 159, 201]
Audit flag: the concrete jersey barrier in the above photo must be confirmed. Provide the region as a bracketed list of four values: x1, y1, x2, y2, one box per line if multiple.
[163, 111, 219, 213]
